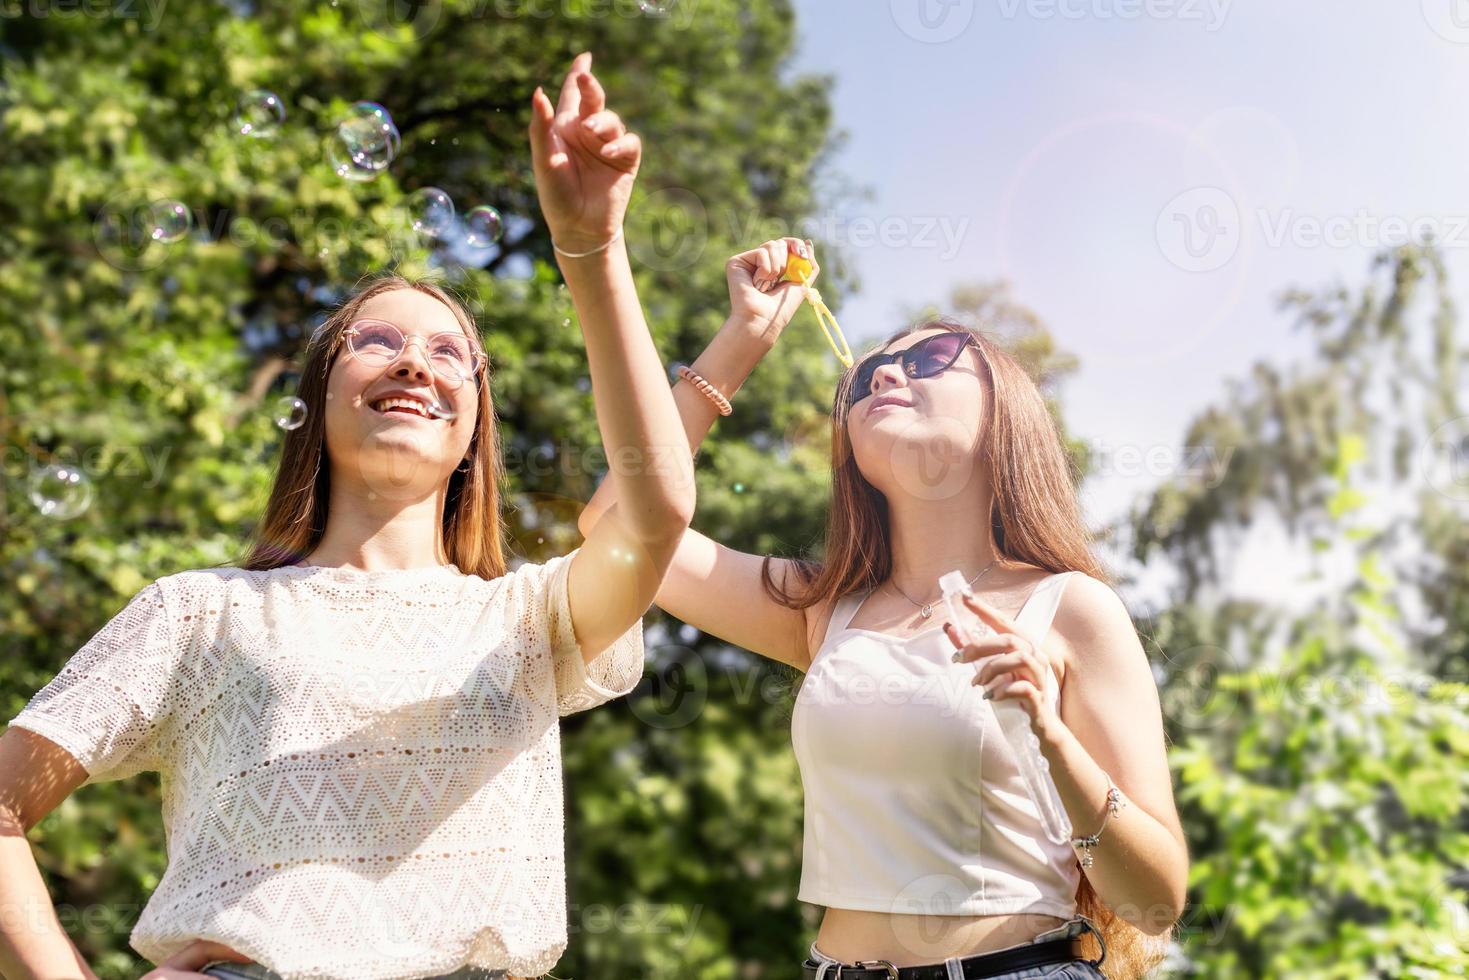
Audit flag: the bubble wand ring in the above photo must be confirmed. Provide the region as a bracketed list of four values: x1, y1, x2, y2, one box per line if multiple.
[781, 249, 853, 369]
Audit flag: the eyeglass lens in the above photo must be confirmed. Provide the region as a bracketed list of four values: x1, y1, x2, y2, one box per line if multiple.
[348, 321, 479, 388]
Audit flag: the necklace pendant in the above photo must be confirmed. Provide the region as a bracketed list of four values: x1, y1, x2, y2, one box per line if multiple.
[920, 604, 933, 619]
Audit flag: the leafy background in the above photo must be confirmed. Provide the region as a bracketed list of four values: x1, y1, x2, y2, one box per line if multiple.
[1, 1, 1466, 977]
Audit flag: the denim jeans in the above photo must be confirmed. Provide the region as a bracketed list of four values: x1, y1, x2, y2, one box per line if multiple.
[199, 961, 508, 979]
[807, 915, 1107, 979]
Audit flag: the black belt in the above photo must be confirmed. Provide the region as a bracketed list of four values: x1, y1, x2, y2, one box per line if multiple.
[801, 934, 1089, 980]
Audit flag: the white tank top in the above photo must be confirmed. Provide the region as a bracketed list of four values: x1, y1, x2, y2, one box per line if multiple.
[791, 571, 1081, 920]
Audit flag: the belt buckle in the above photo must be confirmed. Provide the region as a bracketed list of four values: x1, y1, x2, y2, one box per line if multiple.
[852, 960, 900, 979]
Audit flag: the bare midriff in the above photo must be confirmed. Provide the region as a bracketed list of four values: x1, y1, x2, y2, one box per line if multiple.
[814, 908, 1070, 965]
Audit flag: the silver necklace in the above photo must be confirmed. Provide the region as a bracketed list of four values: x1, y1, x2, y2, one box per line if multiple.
[886, 558, 999, 619]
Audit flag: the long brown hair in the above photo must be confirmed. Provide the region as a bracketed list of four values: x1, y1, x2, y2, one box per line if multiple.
[763, 316, 1173, 978]
[238, 274, 507, 580]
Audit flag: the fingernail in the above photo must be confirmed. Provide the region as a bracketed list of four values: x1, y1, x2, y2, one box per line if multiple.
[982, 688, 993, 700]
[950, 651, 962, 663]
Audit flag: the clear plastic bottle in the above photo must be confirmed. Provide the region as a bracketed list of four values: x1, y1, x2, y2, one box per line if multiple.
[940, 570, 1073, 845]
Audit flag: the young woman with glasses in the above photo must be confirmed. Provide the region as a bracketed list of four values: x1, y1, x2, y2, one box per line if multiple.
[578, 238, 1188, 979]
[0, 52, 691, 980]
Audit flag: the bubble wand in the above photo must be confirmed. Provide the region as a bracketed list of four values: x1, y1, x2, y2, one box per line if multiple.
[781, 247, 853, 368]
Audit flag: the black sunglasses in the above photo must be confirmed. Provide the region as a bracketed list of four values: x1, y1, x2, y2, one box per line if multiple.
[848, 331, 976, 407]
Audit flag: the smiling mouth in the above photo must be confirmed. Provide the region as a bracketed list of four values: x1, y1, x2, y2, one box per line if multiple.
[869, 400, 910, 414]
[370, 397, 448, 421]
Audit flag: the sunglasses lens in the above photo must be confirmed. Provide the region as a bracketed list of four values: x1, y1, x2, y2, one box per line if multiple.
[851, 358, 881, 404]
[912, 333, 967, 377]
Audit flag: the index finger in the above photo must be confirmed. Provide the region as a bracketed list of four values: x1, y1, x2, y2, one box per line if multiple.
[556, 51, 593, 116]
[727, 245, 768, 273]
[961, 592, 1021, 635]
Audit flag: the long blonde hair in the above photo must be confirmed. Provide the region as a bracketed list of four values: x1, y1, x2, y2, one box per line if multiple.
[238, 274, 507, 579]
[763, 316, 1174, 978]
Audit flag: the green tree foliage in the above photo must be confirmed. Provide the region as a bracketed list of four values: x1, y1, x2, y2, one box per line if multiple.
[1122, 246, 1469, 977]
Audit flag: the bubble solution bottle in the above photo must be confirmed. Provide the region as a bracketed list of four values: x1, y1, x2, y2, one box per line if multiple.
[939, 570, 1073, 845]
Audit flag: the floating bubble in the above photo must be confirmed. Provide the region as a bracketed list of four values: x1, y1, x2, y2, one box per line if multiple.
[274, 396, 307, 430]
[733, 482, 745, 494]
[94, 197, 168, 272]
[561, 318, 571, 327]
[463, 205, 503, 247]
[639, 0, 670, 13]
[406, 187, 455, 239]
[235, 90, 284, 138]
[329, 101, 400, 181]
[148, 200, 192, 243]
[28, 464, 93, 520]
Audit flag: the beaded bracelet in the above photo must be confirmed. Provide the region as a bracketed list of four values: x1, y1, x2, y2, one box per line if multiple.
[675, 364, 732, 416]
[1071, 770, 1127, 869]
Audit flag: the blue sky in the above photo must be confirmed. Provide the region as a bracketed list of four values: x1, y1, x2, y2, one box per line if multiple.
[784, 0, 1469, 604]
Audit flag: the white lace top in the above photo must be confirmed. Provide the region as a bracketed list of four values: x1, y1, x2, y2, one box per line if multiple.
[5, 550, 645, 980]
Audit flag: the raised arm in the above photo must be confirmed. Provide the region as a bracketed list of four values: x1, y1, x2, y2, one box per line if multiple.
[527, 53, 696, 665]
[578, 237, 829, 671]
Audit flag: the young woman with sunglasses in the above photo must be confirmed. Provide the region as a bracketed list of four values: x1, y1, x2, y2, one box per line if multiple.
[579, 238, 1187, 978]
[0, 53, 691, 980]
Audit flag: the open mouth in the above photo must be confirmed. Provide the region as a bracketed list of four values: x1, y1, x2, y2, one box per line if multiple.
[370, 396, 447, 421]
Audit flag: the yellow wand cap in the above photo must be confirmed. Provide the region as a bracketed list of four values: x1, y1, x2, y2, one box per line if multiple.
[782, 253, 816, 285]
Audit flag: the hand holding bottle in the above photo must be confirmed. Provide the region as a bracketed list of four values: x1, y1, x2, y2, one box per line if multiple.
[942, 590, 1062, 740]
[941, 575, 1073, 845]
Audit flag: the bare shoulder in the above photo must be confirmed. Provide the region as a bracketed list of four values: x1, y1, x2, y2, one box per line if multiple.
[1050, 572, 1141, 687]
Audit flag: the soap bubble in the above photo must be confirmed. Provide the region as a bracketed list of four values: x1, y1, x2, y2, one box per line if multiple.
[235, 90, 284, 138]
[329, 101, 400, 181]
[28, 464, 93, 520]
[463, 205, 503, 247]
[94, 194, 187, 272]
[639, 0, 670, 13]
[274, 396, 308, 431]
[147, 200, 192, 243]
[406, 187, 455, 239]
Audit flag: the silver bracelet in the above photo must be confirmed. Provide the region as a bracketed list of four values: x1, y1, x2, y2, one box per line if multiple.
[552, 226, 623, 259]
[1071, 770, 1127, 869]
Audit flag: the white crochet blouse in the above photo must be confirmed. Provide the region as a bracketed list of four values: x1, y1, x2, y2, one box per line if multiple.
[5, 550, 645, 980]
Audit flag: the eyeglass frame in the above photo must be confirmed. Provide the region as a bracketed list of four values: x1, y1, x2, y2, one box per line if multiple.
[847, 330, 978, 408]
[337, 318, 488, 391]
